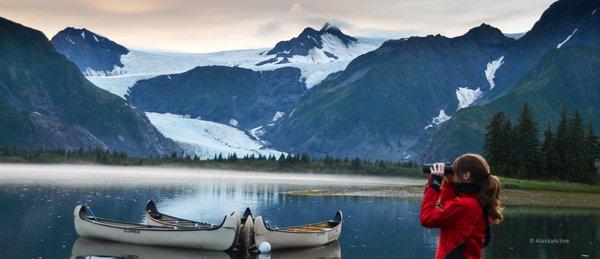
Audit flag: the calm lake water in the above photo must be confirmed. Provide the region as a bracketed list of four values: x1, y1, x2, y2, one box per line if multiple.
[0, 164, 597, 259]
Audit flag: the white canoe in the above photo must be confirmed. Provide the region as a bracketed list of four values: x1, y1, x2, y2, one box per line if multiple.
[145, 200, 254, 250]
[70, 237, 233, 259]
[145, 200, 215, 229]
[253, 211, 343, 250]
[73, 205, 240, 251]
[240, 207, 254, 250]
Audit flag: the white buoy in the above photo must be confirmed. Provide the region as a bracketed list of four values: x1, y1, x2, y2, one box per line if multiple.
[258, 242, 271, 253]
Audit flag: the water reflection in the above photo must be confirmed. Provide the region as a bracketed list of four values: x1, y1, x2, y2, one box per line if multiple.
[71, 238, 233, 259]
[0, 165, 597, 259]
[70, 238, 341, 259]
[268, 241, 341, 259]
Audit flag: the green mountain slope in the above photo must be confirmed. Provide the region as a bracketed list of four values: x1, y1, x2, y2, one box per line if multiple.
[126, 66, 306, 129]
[0, 17, 177, 156]
[265, 24, 514, 160]
[491, 0, 600, 98]
[421, 45, 600, 161]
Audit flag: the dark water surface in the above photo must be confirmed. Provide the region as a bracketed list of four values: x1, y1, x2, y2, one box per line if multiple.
[0, 165, 597, 259]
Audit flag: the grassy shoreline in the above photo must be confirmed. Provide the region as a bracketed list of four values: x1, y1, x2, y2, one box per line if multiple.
[284, 177, 600, 209]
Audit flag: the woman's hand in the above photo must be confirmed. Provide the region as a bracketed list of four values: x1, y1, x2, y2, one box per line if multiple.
[430, 163, 445, 177]
[427, 163, 445, 191]
[431, 162, 453, 184]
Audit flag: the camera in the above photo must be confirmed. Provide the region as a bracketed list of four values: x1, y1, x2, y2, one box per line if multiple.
[422, 163, 454, 175]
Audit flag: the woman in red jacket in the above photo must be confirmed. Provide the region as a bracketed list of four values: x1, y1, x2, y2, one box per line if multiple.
[420, 153, 503, 259]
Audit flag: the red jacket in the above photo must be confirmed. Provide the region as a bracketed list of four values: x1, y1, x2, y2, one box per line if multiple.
[420, 180, 488, 259]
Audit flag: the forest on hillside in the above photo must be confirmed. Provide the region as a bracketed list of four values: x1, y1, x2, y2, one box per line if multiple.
[484, 103, 599, 184]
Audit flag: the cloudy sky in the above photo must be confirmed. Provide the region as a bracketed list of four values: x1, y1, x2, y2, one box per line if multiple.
[0, 0, 555, 53]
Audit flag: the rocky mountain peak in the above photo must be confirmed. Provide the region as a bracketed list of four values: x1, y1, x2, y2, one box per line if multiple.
[463, 23, 514, 44]
[51, 27, 128, 75]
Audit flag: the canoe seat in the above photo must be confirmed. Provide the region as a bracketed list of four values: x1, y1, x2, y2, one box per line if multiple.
[278, 222, 337, 233]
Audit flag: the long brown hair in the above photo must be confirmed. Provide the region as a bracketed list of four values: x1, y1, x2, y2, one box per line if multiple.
[453, 153, 503, 223]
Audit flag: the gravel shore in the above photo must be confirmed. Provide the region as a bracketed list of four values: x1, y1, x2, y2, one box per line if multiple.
[284, 185, 600, 209]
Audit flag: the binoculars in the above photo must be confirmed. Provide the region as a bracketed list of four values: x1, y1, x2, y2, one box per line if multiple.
[422, 163, 454, 175]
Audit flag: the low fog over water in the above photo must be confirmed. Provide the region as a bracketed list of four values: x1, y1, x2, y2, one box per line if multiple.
[0, 163, 424, 187]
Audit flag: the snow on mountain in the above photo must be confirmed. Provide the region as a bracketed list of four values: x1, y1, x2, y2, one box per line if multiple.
[146, 112, 283, 159]
[51, 27, 128, 76]
[557, 29, 578, 49]
[485, 56, 504, 90]
[272, 111, 285, 122]
[432, 110, 451, 124]
[249, 126, 266, 140]
[456, 87, 483, 109]
[87, 26, 385, 97]
[258, 24, 384, 87]
[87, 50, 225, 98]
[228, 118, 239, 127]
[425, 110, 452, 129]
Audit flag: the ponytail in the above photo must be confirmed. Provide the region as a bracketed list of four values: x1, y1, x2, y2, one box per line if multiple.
[453, 153, 504, 224]
[478, 175, 503, 223]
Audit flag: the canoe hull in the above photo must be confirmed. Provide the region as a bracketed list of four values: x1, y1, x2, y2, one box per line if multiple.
[145, 201, 253, 250]
[253, 213, 342, 250]
[73, 205, 240, 251]
[240, 214, 254, 249]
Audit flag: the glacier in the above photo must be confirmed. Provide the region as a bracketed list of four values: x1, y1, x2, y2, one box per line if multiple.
[485, 56, 504, 90]
[146, 112, 283, 159]
[87, 37, 385, 98]
[83, 34, 384, 156]
[557, 29, 578, 49]
[456, 87, 483, 110]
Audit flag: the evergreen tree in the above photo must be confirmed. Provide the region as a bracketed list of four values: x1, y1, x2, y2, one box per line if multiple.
[583, 123, 599, 182]
[554, 107, 570, 180]
[323, 155, 334, 165]
[351, 157, 362, 170]
[568, 109, 587, 181]
[277, 154, 287, 166]
[300, 153, 309, 163]
[484, 112, 515, 177]
[514, 103, 541, 178]
[541, 123, 559, 180]
[484, 112, 508, 173]
[285, 153, 294, 163]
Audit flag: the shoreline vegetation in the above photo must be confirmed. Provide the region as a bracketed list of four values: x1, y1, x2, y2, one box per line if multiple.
[283, 179, 600, 209]
[1, 147, 598, 208]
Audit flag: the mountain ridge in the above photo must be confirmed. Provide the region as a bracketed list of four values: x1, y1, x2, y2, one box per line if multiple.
[263, 23, 515, 161]
[126, 66, 307, 129]
[421, 44, 600, 161]
[51, 27, 129, 76]
[0, 16, 178, 156]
